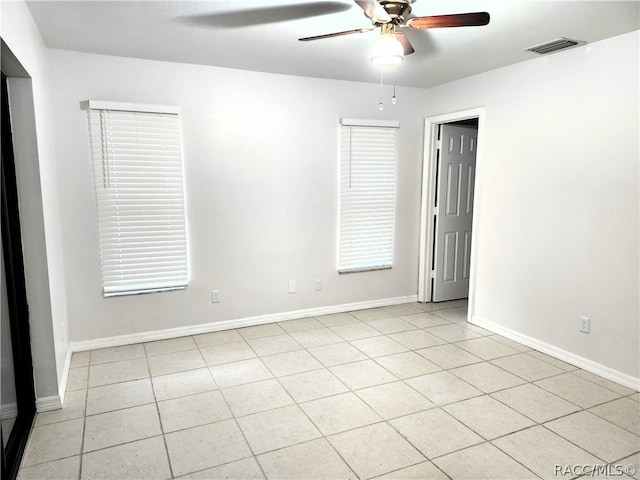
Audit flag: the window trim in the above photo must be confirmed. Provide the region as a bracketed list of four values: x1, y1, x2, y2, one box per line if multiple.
[88, 100, 180, 115]
[340, 118, 399, 128]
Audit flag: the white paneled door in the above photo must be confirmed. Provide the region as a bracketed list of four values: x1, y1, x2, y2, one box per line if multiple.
[432, 123, 477, 302]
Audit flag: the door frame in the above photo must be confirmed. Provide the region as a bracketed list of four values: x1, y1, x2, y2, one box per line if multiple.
[418, 108, 486, 315]
[1, 71, 36, 480]
[1, 39, 61, 410]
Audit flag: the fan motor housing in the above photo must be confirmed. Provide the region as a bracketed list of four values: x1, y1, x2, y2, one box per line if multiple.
[379, 0, 414, 24]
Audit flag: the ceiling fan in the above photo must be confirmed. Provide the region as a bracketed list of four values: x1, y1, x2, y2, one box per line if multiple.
[299, 0, 490, 65]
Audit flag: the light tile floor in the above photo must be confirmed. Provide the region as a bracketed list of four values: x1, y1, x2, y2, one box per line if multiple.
[18, 300, 640, 479]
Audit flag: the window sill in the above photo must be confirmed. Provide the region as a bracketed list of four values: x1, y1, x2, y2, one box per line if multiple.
[338, 265, 392, 274]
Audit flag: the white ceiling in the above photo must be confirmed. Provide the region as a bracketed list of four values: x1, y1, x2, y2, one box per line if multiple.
[26, 0, 640, 88]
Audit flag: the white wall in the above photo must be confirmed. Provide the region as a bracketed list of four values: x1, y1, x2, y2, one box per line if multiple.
[0, 1, 70, 401]
[425, 32, 639, 379]
[46, 49, 429, 342]
[5, 0, 638, 393]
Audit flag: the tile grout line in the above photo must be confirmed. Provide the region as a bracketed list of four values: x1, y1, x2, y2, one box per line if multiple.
[275, 314, 431, 479]
[77, 354, 91, 480]
[263, 359, 364, 479]
[192, 328, 269, 479]
[540, 411, 640, 462]
[217, 310, 425, 478]
[27, 301, 639, 480]
[206, 351, 270, 480]
[143, 344, 176, 480]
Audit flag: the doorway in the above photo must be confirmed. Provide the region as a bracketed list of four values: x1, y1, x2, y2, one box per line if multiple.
[432, 119, 478, 302]
[418, 109, 485, 311]
[1, 72, 36, 480]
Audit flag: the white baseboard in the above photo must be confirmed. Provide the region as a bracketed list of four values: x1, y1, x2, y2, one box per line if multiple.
[36, 395, 62, 413]
[70, 295, 418, 353]
[3, 395, 62, 415]
[1, 402, 17, 420]
[28, 349, 70, 414]
[57, 348, 72, 404]
[3, 392, 64, 416]
[472, 314, 640, 392]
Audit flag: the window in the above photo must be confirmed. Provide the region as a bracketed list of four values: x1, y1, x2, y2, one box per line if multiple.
[88, 101, 188, 296]
[338, 118, 399, 272]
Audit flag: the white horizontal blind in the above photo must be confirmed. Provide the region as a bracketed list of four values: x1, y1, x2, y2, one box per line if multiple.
[339, 121, 398, 272]
[88, 106, 188, 296]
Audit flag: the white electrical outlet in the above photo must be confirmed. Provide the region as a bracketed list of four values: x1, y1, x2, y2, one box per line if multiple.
[314, 279, 322, 291]
[211, 290, 220, 303]
[579, 315, 590, 334]
[288, 280, 296, 294]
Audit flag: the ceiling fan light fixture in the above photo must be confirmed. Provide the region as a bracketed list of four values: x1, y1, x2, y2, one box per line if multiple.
[370, 32, 404, 66]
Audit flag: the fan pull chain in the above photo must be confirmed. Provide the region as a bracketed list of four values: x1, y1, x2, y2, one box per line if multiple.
[392, 70, 397, 104]
[378, 67, 399, 109]
[379, 68, 384, 111]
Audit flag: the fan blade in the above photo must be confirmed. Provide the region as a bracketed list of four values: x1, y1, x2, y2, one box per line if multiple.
[395, 31, 415, 55]
[182, 2, 352, 28]
[354, 0, 392, 23]
[407, 12, 490, 29]
[299, 27, 375, 41]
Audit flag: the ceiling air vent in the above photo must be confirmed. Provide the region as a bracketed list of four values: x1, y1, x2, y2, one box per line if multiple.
[524, 37, 585, 55]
